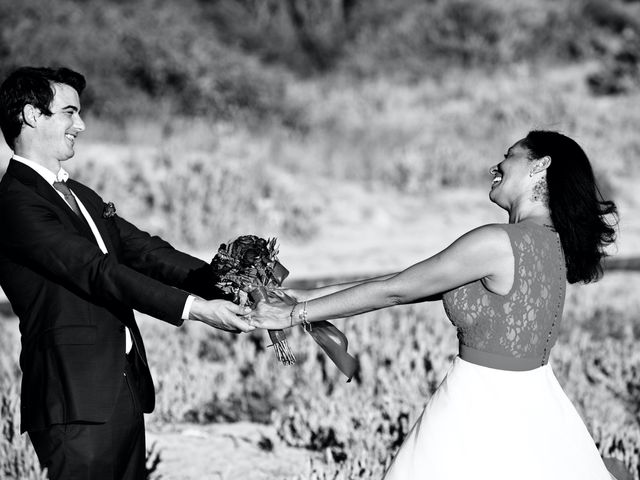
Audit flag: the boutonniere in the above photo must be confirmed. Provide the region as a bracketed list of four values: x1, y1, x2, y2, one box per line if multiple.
[102, 202, 117, 219]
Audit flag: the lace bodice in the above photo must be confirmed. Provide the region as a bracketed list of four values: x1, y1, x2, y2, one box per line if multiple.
[442, 221, 566, 366]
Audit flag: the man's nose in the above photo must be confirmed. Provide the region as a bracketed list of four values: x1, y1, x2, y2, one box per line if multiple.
[489, 165, 498, 175]
[74, 114, 85, 132]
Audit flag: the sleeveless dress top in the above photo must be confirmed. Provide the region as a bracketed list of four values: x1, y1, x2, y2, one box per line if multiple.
[383, 221, 614, 480]
[442, 220, 566, 371]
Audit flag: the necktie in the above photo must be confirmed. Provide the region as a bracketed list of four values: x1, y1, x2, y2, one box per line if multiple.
[53, 181, 82, 216]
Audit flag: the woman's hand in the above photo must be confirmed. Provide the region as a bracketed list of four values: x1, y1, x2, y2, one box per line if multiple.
[251, 299, 294, 330]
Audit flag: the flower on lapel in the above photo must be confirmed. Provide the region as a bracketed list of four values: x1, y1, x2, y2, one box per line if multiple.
[102, 202, 117, 219]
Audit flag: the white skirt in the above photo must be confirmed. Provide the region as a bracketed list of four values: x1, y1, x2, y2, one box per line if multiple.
[383, 356, 613, 480]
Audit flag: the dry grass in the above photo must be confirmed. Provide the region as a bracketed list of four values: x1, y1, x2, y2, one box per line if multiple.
[2, 61, 636, 252]
[1, 57, 640, 480]
[4, 272, 639, 478]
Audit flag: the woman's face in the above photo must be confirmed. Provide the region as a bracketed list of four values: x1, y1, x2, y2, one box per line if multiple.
[488, 140, 533, 210]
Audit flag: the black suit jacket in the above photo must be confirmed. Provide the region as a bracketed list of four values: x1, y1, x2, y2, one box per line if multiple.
[0, 159, 220, 432]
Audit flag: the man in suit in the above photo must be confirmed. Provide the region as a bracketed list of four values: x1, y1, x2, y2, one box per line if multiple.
[0, 66, 255, 479]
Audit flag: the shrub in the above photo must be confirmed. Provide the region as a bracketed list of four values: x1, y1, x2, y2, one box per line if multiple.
[0, 0, 300, 125]
[73, 136, 320, 250]
[0, 319, 46, 480]
[588, 33, 640, 95]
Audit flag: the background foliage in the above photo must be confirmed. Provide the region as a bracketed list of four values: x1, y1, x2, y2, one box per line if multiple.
[2, 0, 639, 250]
[1, 0, 640, 478]
[1, 0, 640, 121]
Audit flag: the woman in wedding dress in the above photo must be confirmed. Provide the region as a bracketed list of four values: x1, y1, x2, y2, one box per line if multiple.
[252, 130, 625, 479]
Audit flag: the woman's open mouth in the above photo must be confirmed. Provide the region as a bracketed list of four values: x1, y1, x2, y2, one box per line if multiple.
[491, 173, 503, 188]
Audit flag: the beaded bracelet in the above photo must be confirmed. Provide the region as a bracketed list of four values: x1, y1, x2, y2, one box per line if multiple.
[298, 301, 312, 332]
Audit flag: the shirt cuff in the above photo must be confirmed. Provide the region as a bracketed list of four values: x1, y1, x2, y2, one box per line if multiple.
[182, 295, 196, 320]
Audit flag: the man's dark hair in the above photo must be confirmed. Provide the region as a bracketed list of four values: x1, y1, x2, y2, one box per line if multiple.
[0, 67, 86, 150]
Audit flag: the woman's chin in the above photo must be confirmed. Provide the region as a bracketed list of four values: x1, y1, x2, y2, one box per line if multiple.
[488, 191, 507, 210]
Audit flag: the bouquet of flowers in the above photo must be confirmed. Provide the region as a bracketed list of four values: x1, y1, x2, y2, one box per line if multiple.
[210, 235, 358, 381]
[210, 235, 295, 364]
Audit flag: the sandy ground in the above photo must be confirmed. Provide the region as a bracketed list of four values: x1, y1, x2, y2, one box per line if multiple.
[145, 423, 317, 480]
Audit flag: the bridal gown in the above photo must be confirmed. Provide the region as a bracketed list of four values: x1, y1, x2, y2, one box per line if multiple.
[383, 221, 614, 480]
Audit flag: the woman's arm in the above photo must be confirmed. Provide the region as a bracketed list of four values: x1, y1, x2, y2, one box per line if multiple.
[280, 273, 397, 302]
[253, 224, 512, 330]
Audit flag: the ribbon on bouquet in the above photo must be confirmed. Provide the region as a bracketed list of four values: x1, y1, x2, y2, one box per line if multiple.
[307, 320, 358, 382]
[249, 265, 358, 382]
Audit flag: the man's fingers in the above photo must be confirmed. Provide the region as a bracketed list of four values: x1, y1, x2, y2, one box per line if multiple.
[226, 302, 252, 316]
[228, 314, 256, 333]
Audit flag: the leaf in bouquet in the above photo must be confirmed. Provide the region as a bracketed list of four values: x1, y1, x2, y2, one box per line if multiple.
[245, 266, 259, 276]
[266, 237, 278, 255]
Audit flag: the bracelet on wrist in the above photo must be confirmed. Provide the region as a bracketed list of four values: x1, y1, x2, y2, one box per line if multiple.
[298, 301, 311, 332]
[289, 303, 296, 328]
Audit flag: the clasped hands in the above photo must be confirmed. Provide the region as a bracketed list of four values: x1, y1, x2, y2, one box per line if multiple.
[188, 289, 305, 333]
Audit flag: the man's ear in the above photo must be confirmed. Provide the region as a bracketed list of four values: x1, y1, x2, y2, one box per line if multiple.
[532, 155, 551, 175]
[21, 104, 39, 128]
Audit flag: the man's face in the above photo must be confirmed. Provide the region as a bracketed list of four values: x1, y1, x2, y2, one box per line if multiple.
[34, 83, 85, 162]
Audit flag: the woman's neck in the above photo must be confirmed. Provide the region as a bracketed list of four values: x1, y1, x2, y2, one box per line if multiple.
[508, 203, 552, 226]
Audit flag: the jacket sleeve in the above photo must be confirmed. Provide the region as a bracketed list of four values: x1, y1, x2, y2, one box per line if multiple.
[109, 214, 227, 301]
[0, 194, 188, 325]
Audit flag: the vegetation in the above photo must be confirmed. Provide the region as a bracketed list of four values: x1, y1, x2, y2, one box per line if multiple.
[2, 0, 640, 478]
[2, 0, 639, 120]
[2, 0, 639, 250]
[2, 273, 640, 478]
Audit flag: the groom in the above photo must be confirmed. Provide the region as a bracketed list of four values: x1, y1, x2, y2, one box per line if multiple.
[0, 66, 254, 479]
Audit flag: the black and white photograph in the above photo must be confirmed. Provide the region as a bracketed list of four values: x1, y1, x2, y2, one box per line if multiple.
[0, 0, 639, 479]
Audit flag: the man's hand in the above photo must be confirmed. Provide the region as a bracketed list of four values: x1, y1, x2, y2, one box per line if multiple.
[188, 299, 255, 333]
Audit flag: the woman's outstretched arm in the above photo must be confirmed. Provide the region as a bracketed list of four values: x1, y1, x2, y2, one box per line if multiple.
[278, 272, 397, 303]
[253, 224, 512, 330]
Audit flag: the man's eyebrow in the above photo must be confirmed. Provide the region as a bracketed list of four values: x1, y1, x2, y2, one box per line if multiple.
[60, 105, 79, 112]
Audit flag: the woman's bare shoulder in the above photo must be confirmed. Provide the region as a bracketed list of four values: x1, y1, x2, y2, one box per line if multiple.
[455, 223, 512, 255]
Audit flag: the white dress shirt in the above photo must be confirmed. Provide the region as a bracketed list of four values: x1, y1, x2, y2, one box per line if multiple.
[12, 155, 195, 352]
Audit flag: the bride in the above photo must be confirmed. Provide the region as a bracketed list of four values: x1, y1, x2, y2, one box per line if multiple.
[251, 130, 625, 479]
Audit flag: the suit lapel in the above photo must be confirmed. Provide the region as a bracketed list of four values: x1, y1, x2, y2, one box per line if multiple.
[6, 160, 97, 243]
[70, 183, 117, 254]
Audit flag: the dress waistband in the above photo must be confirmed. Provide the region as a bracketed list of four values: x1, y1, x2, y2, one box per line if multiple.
[459, 344, 546, 371]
